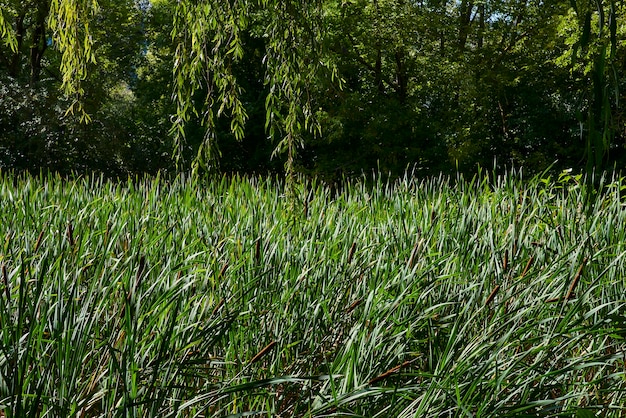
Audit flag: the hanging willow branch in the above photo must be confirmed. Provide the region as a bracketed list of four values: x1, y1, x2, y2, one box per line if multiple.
[0, 5, 18, 52]
[170, 0, 335, 177]
[262, 0, 326, 182]
[1, 0, 338, 176]
[171, 0, 249, 173]
[48, 0, 99, 121]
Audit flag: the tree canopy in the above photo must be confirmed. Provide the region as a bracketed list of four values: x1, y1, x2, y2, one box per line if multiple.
[0, 0, 624, 178]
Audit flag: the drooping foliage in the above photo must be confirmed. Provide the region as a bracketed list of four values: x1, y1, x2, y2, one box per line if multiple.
[170, 0, 335, 179]
[0, 0, 624, 177]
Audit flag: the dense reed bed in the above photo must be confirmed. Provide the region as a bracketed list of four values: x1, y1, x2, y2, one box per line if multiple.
[0, 170, 624, 417]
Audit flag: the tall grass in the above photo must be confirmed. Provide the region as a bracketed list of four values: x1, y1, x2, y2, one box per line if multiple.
[0, 169, 624, 417]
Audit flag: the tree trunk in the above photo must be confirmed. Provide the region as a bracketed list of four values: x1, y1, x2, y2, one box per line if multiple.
[30, 1, 51, 85]
[458, 0, 474, 50]
[375, 44, 384, 94]
[8, 13, 26, 78]
[477, 3, 484, 49]
[394, 49, 407, 103]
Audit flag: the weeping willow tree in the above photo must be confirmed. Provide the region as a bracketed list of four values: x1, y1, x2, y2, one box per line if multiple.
[1, 0, 334, 179]
[0, 5, 18, 52]
[170, 0, 334, 179]
[1, 0, 99, 118]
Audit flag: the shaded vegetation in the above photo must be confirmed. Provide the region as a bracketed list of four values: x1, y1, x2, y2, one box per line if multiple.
[1, 0, 625, 178]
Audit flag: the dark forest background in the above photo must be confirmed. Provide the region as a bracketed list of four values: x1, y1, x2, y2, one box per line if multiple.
[1, 0, 625, 180]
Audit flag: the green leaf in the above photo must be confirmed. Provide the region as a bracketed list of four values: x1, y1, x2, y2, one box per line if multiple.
[575, 409, 597, 418]
[580, 12, 591, 47]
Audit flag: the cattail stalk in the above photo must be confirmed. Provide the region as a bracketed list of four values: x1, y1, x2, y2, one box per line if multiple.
[1, 264, 9, 301]
[345, 298, 362, 314]
[347, 242, 356, 264]
[255, 239, 262, 264]
[219, 262, 229, 278]
[369, 360, 412, 385]
[485, 285, 500, 306]
[34, 228, 45, 253]
[408, 240, 421, 269]
[565, 257, 588, 301]
[250, 341, 277, 364]
[521, 256, 534, 278]
[67, 222, 75, 247]
[212, 298, 225, 316]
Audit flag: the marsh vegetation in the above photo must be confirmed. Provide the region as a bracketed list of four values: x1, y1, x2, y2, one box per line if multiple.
[0, 170, 625, 416]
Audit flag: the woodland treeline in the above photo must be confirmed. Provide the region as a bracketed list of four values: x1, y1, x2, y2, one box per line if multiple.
[0, 0, 624, 179]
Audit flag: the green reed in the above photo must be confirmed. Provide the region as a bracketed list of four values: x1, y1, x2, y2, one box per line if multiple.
[0, 169, 624, 417]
